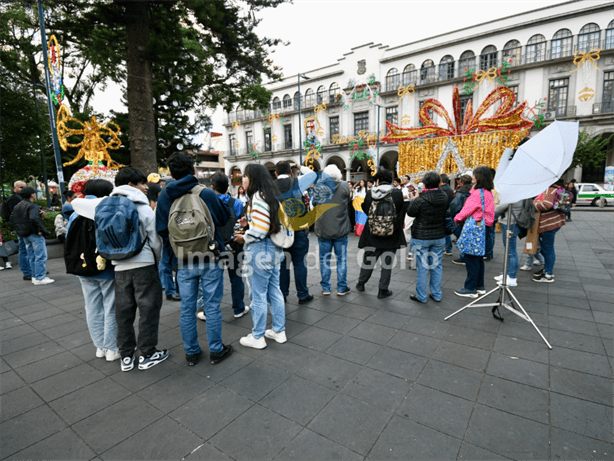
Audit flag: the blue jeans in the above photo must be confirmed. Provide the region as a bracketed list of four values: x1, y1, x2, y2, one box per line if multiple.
[412, 237, 445, 302]
[244, 238, 285, 339]
[444, 234, 453, 253]
[159, 240, 177, 296]
[485, 224, 495, 259]
[464, 254, 484, 292]
[499, 223, 519, 278]
[177, 262, 224, 355]
[318, 236, 348, 293]
[17, 236, 32, 277]
[227, 249, 246, 314]
[79, 278, 117, 351]
[525, 249, 545, 266]
[280, 230, 310, 300]
[539, 228, 559, 276]
[23, 234, 47, 280]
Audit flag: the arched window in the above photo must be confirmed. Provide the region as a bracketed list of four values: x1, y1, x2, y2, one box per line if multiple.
[578, 23, 601, 52]
[386, 68, 400, 92]
[420, 59, 435, 84]
[605, 20, 614, 50]
[293, 91, 301, 110]
[402, 64, 416, 86]
[329, 82, 340, 103]
[282, 94, 292, 109]
[439, 55, 455, 80]
[503, 40, 521, 66]
[480, 45, 497, 70]
[305, 88, 314, 107]
[459, 50, 475, 71]
[526, 34, 546, 63]
[316, 86, 326, 105]
[551, 29, 573, 59]
[272, 96, 281, 111]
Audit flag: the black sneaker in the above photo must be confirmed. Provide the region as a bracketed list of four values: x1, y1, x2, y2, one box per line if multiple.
[186, 351, 201, 367]
[23, 275, 32, 281]
[121, 354, 135, 372]
[377, 289, 393, 299]
[138, 349, 169, 370]
[298, 295, 314, 305]
[210, 344, 233, 365]
[452, 259, 466, 266]
[355, 282, 365, 292]
[337, 287, 351, 296]
[532, 273, 554, 283]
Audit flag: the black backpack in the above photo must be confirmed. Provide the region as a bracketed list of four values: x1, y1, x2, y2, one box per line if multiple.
[65, 216, 106, 276]
[0, 196, 11, 222]
[218, 196, 237, 245]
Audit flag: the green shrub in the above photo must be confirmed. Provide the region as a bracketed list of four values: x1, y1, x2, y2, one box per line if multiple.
[0, 211, 58, 241]
[0, 218, 16, 242]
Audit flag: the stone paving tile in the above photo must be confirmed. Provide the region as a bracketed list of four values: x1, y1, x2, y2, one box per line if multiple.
[185, 443, 233, 461]
[30, 362, 106, 402]
[3, 331, 51, 355]
[1, 370, 26, 394]
[386, 330, 441, 359]
[550, 392, 613, 442]
[443, 324, 497, 350]
[416, 360, 483, 401]
[297, 353, 362, 391]
[210, 404, 302, 461]
[492, 334, 549, 364]
[485, 352, 549, 389]
[259, 341, 320, 373]
[14, 350, 83, 384]
[275, 428, 364, 460]
[550, 427, 614, 460]
[431, 340, 491, 372]
[291, 325, 343, 351]
[550, 346, 612, 377]
[367, 347, 428, 381]
[347, 320, 397, 345]
[341, 367, 411, 412]
[550, 366, 612, 405]
[3, 340, 66, 370]
[9, 428, 95, 461]
[314, 312, 362, 334]
[325, 336, 382, 365]
[457, 443, 510, 460]
[220, 360, 290, 402]
[0, 385, 45, 423]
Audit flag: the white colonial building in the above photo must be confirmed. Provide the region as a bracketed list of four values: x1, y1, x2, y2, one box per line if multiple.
[222, 0, 614, 184]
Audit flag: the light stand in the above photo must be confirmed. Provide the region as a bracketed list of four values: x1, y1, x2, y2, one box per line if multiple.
[445, 204, 552, 349]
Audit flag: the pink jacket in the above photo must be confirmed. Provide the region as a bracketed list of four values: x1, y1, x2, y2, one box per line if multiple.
[454, 188, 495, 226]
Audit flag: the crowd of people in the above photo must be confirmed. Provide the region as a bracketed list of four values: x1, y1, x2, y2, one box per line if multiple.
[0, 155, 571, 370]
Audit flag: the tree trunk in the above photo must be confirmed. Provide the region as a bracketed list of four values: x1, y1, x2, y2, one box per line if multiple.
[125, 1, 156, 175]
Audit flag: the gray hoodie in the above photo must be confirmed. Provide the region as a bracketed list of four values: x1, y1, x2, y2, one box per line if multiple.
[110, 185, 162, 271]
[496, 200, 524, 226]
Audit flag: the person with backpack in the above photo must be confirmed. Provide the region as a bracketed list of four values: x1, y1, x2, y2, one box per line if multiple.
[406, 171, 449, 303]
[10, 187, 53, 285]
[355, 167, 406, 299]
[199, 171, 248, 319]
[2, 181, 31, 277]
[67, 179, 120, 361]
[449, 174, 473, 265]
[565, 181, 577, 222]
[156, 153, 233, 366]
[54, 203, 74, 242]
[96, 167, 167, 371]
[493, 199, 524, 287]
[453, 166, 495, 298]
[275, 161, 314, 305]
[532, 179, 567, 283]
[233, 163, 286, 349]
[439, 174, 454, 256]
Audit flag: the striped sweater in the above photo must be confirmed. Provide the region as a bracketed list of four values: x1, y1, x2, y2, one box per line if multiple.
[244, 192, 271, 244]
[534, 186, 566, 233]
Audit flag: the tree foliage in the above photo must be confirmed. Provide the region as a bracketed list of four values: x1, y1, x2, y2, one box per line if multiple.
[570, 129, 613, 170]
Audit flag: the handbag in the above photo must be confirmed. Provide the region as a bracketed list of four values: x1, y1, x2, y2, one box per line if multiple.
[0, 240, 18, 257]
[456, 190, 486, 256]
[523, 211, 540, 255]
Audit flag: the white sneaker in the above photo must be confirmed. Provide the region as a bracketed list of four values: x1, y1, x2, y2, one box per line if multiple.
[32, 277, 54, 285]
[0, 266, 4, 271]
[497, 276, 518, 287]
[5, 262, 11, 269]
[264, 329, 287, 344]
[106, 349, 121, 362]
[234, 305, 251, 318]
[533, 260, 542, 266]
[196, 311, 206, 321]
[96, 347, 107, 358]
[494, 274, 504, 282]
[239, 334, 267, 349]
[519, 265, 532, 271]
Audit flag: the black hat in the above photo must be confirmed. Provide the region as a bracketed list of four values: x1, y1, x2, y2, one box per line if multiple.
[20, 187, 36, 199]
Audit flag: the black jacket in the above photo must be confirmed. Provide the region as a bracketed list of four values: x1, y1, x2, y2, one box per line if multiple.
[440, 184, 454, 206]
[10, 200, 48, 238]
[449, 185, 472, 219]
[407, 189, 448, 240]
[358, 184, 406, 250]
[6, 193, 22, 217]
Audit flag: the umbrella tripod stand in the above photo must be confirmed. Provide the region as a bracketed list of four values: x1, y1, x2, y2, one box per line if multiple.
[444, 205, 552, 349]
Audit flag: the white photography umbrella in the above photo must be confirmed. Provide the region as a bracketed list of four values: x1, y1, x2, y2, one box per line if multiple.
[495, 121, 579, 204]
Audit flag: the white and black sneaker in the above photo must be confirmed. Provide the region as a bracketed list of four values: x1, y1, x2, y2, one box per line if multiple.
[532, 273, 554, 283]
[121, 354, 135, 372]
[138, 350, 169, 370]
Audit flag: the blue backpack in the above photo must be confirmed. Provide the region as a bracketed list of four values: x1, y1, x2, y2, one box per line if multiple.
[94, 195, 146, 260]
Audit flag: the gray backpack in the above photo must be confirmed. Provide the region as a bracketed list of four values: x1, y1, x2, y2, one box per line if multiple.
[512, 198, 536, 231]
[168, 185, 215, 260]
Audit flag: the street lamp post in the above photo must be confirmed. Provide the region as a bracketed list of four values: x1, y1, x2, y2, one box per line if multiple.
[297, 73, 310, 167]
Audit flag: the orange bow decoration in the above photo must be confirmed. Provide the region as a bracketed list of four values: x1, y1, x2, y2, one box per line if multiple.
[381, 86, 533, 143]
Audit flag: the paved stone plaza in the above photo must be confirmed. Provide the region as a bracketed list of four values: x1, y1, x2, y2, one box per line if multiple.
[1, 211, 612, 460]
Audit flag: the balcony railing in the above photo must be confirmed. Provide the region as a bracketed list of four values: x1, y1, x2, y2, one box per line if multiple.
[592, 102, 614, 114]
[544, 105, 576, 119]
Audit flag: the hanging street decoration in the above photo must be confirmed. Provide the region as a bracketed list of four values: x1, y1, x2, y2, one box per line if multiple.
[263, 111, 286, 128]
[47, 34, 65, 106]
[348, 134, 377, 176]
[578, 87, 595, 102]
[383, 86, 533, 179]
[339, 74, 380, 110]
[463, 60, 512, 95]
[248, 142, 261, 159]
[314, 102, 327, 115]
[303, 138, 322, 170]
[231, 120, 241, 131]
[525, 98, 547, 129]
[401, 115, 411, 126]
[395, 84, 415, 104]
[570, 48, 601, 73]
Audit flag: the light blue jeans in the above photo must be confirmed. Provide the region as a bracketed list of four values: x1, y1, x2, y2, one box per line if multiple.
[525, 249, 545, 266]
[500, 223, 519, 278]
[177, 262, 224, 355]
[79, 278, 117, 351]
[244, 238, 285, 339]
[318, 235, 348, 293]
[411, 237, 445, 302]
[22, 234, 47, 280]
[17, 236, 32, 277]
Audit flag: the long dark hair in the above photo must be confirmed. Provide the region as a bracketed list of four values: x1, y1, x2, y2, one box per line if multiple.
[473, 165, 493, 191]
[244, 164, 281, 234]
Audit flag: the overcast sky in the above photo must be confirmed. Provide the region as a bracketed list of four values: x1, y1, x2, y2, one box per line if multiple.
[91, 0, 565, 144]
